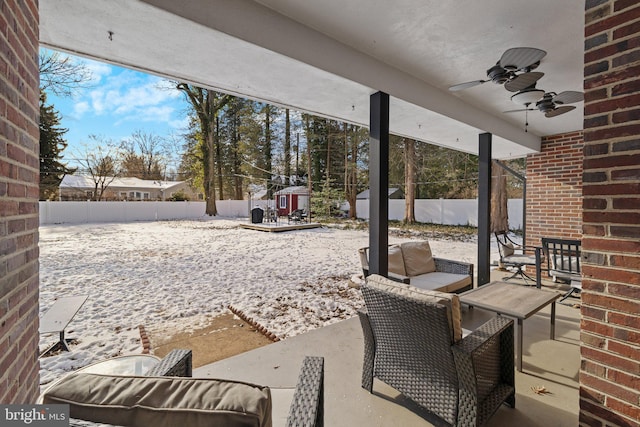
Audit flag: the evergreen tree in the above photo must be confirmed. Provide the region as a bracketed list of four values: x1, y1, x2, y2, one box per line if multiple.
[39, 90, 75, 200]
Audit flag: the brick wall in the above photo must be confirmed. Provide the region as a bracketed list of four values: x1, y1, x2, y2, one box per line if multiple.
[525, 131, 584, 247]
[581, 0, 640, 426]
[0, 0, 41, 403]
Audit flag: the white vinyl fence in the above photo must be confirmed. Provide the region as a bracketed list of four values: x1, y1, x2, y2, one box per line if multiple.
[351, 199, 524, 229]
[40, 199, 523, 229]
[39, 201, 248, 225]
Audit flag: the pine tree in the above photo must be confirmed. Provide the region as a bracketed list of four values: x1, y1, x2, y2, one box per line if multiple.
[39, 90, 75, 200]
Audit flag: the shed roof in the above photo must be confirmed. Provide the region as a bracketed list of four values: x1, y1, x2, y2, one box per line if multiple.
[274, 186, 309, 196]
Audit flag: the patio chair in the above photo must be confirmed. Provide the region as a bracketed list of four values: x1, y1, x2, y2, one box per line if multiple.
[495, 231, 538, 285]
[43, 349, 324, 427]
[359, 275, 514, 427]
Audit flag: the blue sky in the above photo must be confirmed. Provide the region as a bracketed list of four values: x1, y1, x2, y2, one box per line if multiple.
[43, 50, 190, 168]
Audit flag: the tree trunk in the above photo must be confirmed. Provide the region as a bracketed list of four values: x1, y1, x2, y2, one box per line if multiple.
[347, 124, 358, 219]
[205, 128, 218, 216]
[285, 109, 291, 184]
[265, 105, 273, 199]
[215, 115, 224, 201]
[404, 138, 416, 223]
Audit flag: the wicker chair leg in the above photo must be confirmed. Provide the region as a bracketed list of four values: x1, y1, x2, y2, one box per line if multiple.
[357, 311, 375, 392]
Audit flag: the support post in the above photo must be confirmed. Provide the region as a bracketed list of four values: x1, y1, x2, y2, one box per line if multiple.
[369, 92, 390, 276]
[478, 133, 492, 285]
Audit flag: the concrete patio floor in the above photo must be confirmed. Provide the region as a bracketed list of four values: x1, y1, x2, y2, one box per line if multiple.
[194, 270, 581, 426]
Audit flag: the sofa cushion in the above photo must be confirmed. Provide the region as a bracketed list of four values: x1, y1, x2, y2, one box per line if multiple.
[43, 373, 273, 427]
[400, 241, 437, 276]
[388, 245, 407, 276]
[409, 272, 472, 294]
[366, 274, 462, 342]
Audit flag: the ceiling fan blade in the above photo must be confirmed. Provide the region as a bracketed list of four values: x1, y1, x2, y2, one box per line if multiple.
[500, 47, 547, 71]
[545, 105, 576, 118]
[503, 108, 533, 113]
[504, 72, 545, 92]
[553, 91, 584, 104]
[448, 80, 487, 91]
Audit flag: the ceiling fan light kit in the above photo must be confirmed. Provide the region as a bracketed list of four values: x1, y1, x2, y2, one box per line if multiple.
[511, 89, 545, 105]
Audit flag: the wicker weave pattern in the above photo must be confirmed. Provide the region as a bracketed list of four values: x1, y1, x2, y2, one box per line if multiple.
[360, 285, 515, 427]
[286, 356, 324, 427]
[146, 348, 192, 377]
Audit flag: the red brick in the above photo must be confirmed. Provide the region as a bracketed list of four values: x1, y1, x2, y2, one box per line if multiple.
[581, 372, 640, 405]
[582, 346, 640, 374]
[605, 396, 640, 425]
[582, 291, 640, 312]
[585, 5, 640, 37]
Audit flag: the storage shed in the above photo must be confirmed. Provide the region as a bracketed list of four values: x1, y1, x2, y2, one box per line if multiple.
[274, 186, 309, 216]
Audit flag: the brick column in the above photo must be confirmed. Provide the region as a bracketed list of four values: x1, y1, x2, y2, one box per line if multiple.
[0, 0, 41, 403]
[582, 0, 640, 425]
[526, 131, 584, 247]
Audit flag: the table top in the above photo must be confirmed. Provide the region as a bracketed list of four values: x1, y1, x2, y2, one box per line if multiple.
[459, 281, 560, 319]
[39, 295, 89, 334]
[79, 354, 160, 376]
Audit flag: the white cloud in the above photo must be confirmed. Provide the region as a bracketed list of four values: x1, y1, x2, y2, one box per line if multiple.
[80, 69, 183, 125]
[73, 101, 90, 117]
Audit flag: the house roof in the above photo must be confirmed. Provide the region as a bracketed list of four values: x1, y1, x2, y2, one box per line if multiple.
[39, 0, 584, 160]
[60, 175, 185, 191]
[357, 188, 402, 200]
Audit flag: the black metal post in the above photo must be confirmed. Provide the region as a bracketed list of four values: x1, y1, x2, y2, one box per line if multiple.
[369, 92, 389, 276]
[478, 133, 492, 285]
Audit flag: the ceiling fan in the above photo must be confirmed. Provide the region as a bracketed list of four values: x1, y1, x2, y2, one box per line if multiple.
[504, 90, 584, 118]
[448, 47, 547, 92]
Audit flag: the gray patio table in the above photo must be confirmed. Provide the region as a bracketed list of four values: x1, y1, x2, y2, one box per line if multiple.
[459, 281, 560, 372]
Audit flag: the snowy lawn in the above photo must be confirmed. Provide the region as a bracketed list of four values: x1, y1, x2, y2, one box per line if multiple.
[38, 218, 483, 386]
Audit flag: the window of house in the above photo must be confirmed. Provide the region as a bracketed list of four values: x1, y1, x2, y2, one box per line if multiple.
[279, 195, 287, 209]
[143, 192, 150, 200]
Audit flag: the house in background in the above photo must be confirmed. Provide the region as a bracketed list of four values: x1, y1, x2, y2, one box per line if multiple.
[274, 186, 309, 216]
[59, 175, 201, 201]
[356, 188, 403, 200]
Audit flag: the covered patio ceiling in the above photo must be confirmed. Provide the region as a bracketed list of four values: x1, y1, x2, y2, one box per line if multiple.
[39, 0, 584, 160]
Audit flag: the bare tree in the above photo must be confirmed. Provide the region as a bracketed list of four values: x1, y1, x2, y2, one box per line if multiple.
[39, 50, 93, 97]
[176, 84, 231, 215]
[404, 138, 416, 223]
[120, 130, 167, 179]
[76, 136, 121, 201]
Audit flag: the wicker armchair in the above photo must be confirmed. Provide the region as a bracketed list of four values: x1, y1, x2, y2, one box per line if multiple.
[46, 350, 323, 427]
[359, 276, 515, 427]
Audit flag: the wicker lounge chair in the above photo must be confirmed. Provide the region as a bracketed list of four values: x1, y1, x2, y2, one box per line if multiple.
[44, 349, 324, 427]
[359, 275, 515, 427]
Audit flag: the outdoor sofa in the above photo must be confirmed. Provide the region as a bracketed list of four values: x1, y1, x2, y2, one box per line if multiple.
[358, 240, 473, 293]
[42, 349, 324, 427]
[359, 274, 515, 426]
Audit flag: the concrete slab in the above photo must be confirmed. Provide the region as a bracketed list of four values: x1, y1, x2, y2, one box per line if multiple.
[195, 283, 581, 426]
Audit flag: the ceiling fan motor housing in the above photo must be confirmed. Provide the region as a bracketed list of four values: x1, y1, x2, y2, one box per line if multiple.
[536, 95, 556, 113]
[487, 64, 510, 84]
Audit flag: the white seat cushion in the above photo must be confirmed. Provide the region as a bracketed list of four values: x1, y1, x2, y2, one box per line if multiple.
[409, 272, 472, 293]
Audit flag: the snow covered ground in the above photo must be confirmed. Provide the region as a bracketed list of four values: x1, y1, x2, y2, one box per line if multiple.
[38, 218, 488, 386]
